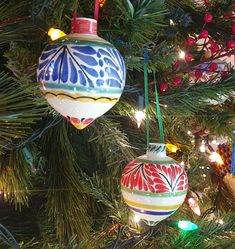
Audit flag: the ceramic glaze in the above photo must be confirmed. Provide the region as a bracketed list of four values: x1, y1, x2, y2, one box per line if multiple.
[37, 18, 126, 129]
[121, 143, 188, 226]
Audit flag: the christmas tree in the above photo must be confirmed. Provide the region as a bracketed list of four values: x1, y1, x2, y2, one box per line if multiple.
[0, 0, 234, 248]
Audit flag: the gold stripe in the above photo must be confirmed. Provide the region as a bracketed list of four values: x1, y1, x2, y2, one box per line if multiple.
[44, 91, 118, 103]
[124, 198, 181, 211]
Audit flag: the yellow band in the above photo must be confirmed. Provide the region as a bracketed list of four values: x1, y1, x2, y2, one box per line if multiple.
[124, 198, 181, 211]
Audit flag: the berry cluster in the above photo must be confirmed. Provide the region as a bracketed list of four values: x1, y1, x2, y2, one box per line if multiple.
[159, 9, 235, 92]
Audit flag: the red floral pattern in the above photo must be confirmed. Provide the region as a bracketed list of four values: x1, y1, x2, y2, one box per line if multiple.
[121, 161, 188, 193]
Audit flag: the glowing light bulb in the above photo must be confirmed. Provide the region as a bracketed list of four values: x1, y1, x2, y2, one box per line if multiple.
[178, 220, 198, 231]
[170, 19, 175, 26]
[134, 110, 145, 128]
[179, 50, 186, 59]
[48, 28, 66, 41]
[209, 152, 223, 165]
[212, 140, 217, 145]
[180, 161, 185, 167]
[187, 131, 192, 135]
[200, 141, 206, 153]
[133, 214, 141, 223]
[218, 219, 224, 225]
[166, 143, 179, 153]
[188, 198, 201, 216]
[188, 198, 195, 205]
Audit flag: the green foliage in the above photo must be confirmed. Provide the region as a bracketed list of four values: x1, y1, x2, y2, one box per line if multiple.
[41, 120, 91, 244]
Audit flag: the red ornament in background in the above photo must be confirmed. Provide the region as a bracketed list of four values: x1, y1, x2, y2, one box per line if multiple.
[187, 37, 196, 46]
[209, 63, 218, 71]
[200, 30, 209, 38]
[160, 83, 168, 92]
[185, 53, 193, 62]
[194, 70, 202, 78]
[173, 76, 182, 86]
[226, 40, 235, 49]
[232, 24, 235, 34]
[204, 13, 213, 23]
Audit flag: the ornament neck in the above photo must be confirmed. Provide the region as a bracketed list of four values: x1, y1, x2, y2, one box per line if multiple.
[146, 143, 166, 157]
[72, 17, 97, 35]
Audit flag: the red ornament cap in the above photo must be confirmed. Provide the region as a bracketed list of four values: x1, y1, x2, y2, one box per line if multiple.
[226, 40, 235, 49]
[173, 76, 182, 86]
[200, 30, 209, 38]
[204, 13, 213, 23]
[209, 63, 218, 71]
[160, 83, 168, 92]
[71, 18, 97, 35]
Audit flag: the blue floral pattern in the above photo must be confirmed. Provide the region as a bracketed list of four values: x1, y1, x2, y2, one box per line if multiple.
[37, 43, 126, 89]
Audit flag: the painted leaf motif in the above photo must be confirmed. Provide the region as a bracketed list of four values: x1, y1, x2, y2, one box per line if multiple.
[121, 161, 188, 193]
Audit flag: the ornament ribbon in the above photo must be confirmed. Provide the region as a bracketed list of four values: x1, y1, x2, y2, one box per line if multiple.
[94, 0, 99, 21]
[153, 71, 165, 144]
[143, 50, 150, 146]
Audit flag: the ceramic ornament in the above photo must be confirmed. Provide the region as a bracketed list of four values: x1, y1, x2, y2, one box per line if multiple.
[37, 18, 126, 129]
[121, 143, 188, 226]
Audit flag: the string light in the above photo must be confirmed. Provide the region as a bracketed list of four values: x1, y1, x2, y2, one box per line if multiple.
[133, 214, 141, 223]
[209, 152, 223, 165]
[187, 131, 192, 135]
[180, 161, 185, 167]
[48, 28, 66, 41]
[134, 110, 145, 128]
[199, 140, 206, 153]
[179, 50, 186, 59]
[178, 220, 198, 231]
[170, 19, 175, 26]
[212, 139, 217, 145]
[166, 143, 179, 153]
[188, 198, 201, 216]
[217, 219, 224, 225]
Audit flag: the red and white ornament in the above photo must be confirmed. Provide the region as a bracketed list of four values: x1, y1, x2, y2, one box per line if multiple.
[121, 143, 188, 226]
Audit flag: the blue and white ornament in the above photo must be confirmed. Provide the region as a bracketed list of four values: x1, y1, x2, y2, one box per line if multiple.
[37, 18, 126, 129]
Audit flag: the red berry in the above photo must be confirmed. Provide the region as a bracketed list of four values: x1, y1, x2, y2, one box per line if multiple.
[210, 44, 219, 53]
[204, 13, 213, 23]
[194, 70, 202, 78]
[173, 76, 182, 86]
[232, 24, 235, 34]
[187, 37, 196, 46]
[226, 40, 235, 49]
[185, 53, 193, 62]
[209, 63, 218, 71]
[221, 71, 228, 80]
[200, 30, 209, 38]
[160, 83, 168, 92]
[173, 60, 182, 69]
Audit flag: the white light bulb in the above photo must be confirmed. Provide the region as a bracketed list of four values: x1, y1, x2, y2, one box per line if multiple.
[218, 219, 224, 225]
[209, 152, 223, 165]
[179, 50, 186, 59]
[188, 198, 195, 205]
[169, 19, 175, 26]
[134, 110, 145, 128]
[200, 141, 206, 153]
[133, 214, 141, 223]
[180, 161, 185, 167]
[212, 140, 217, 145]
[187, 131, 192, 135]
